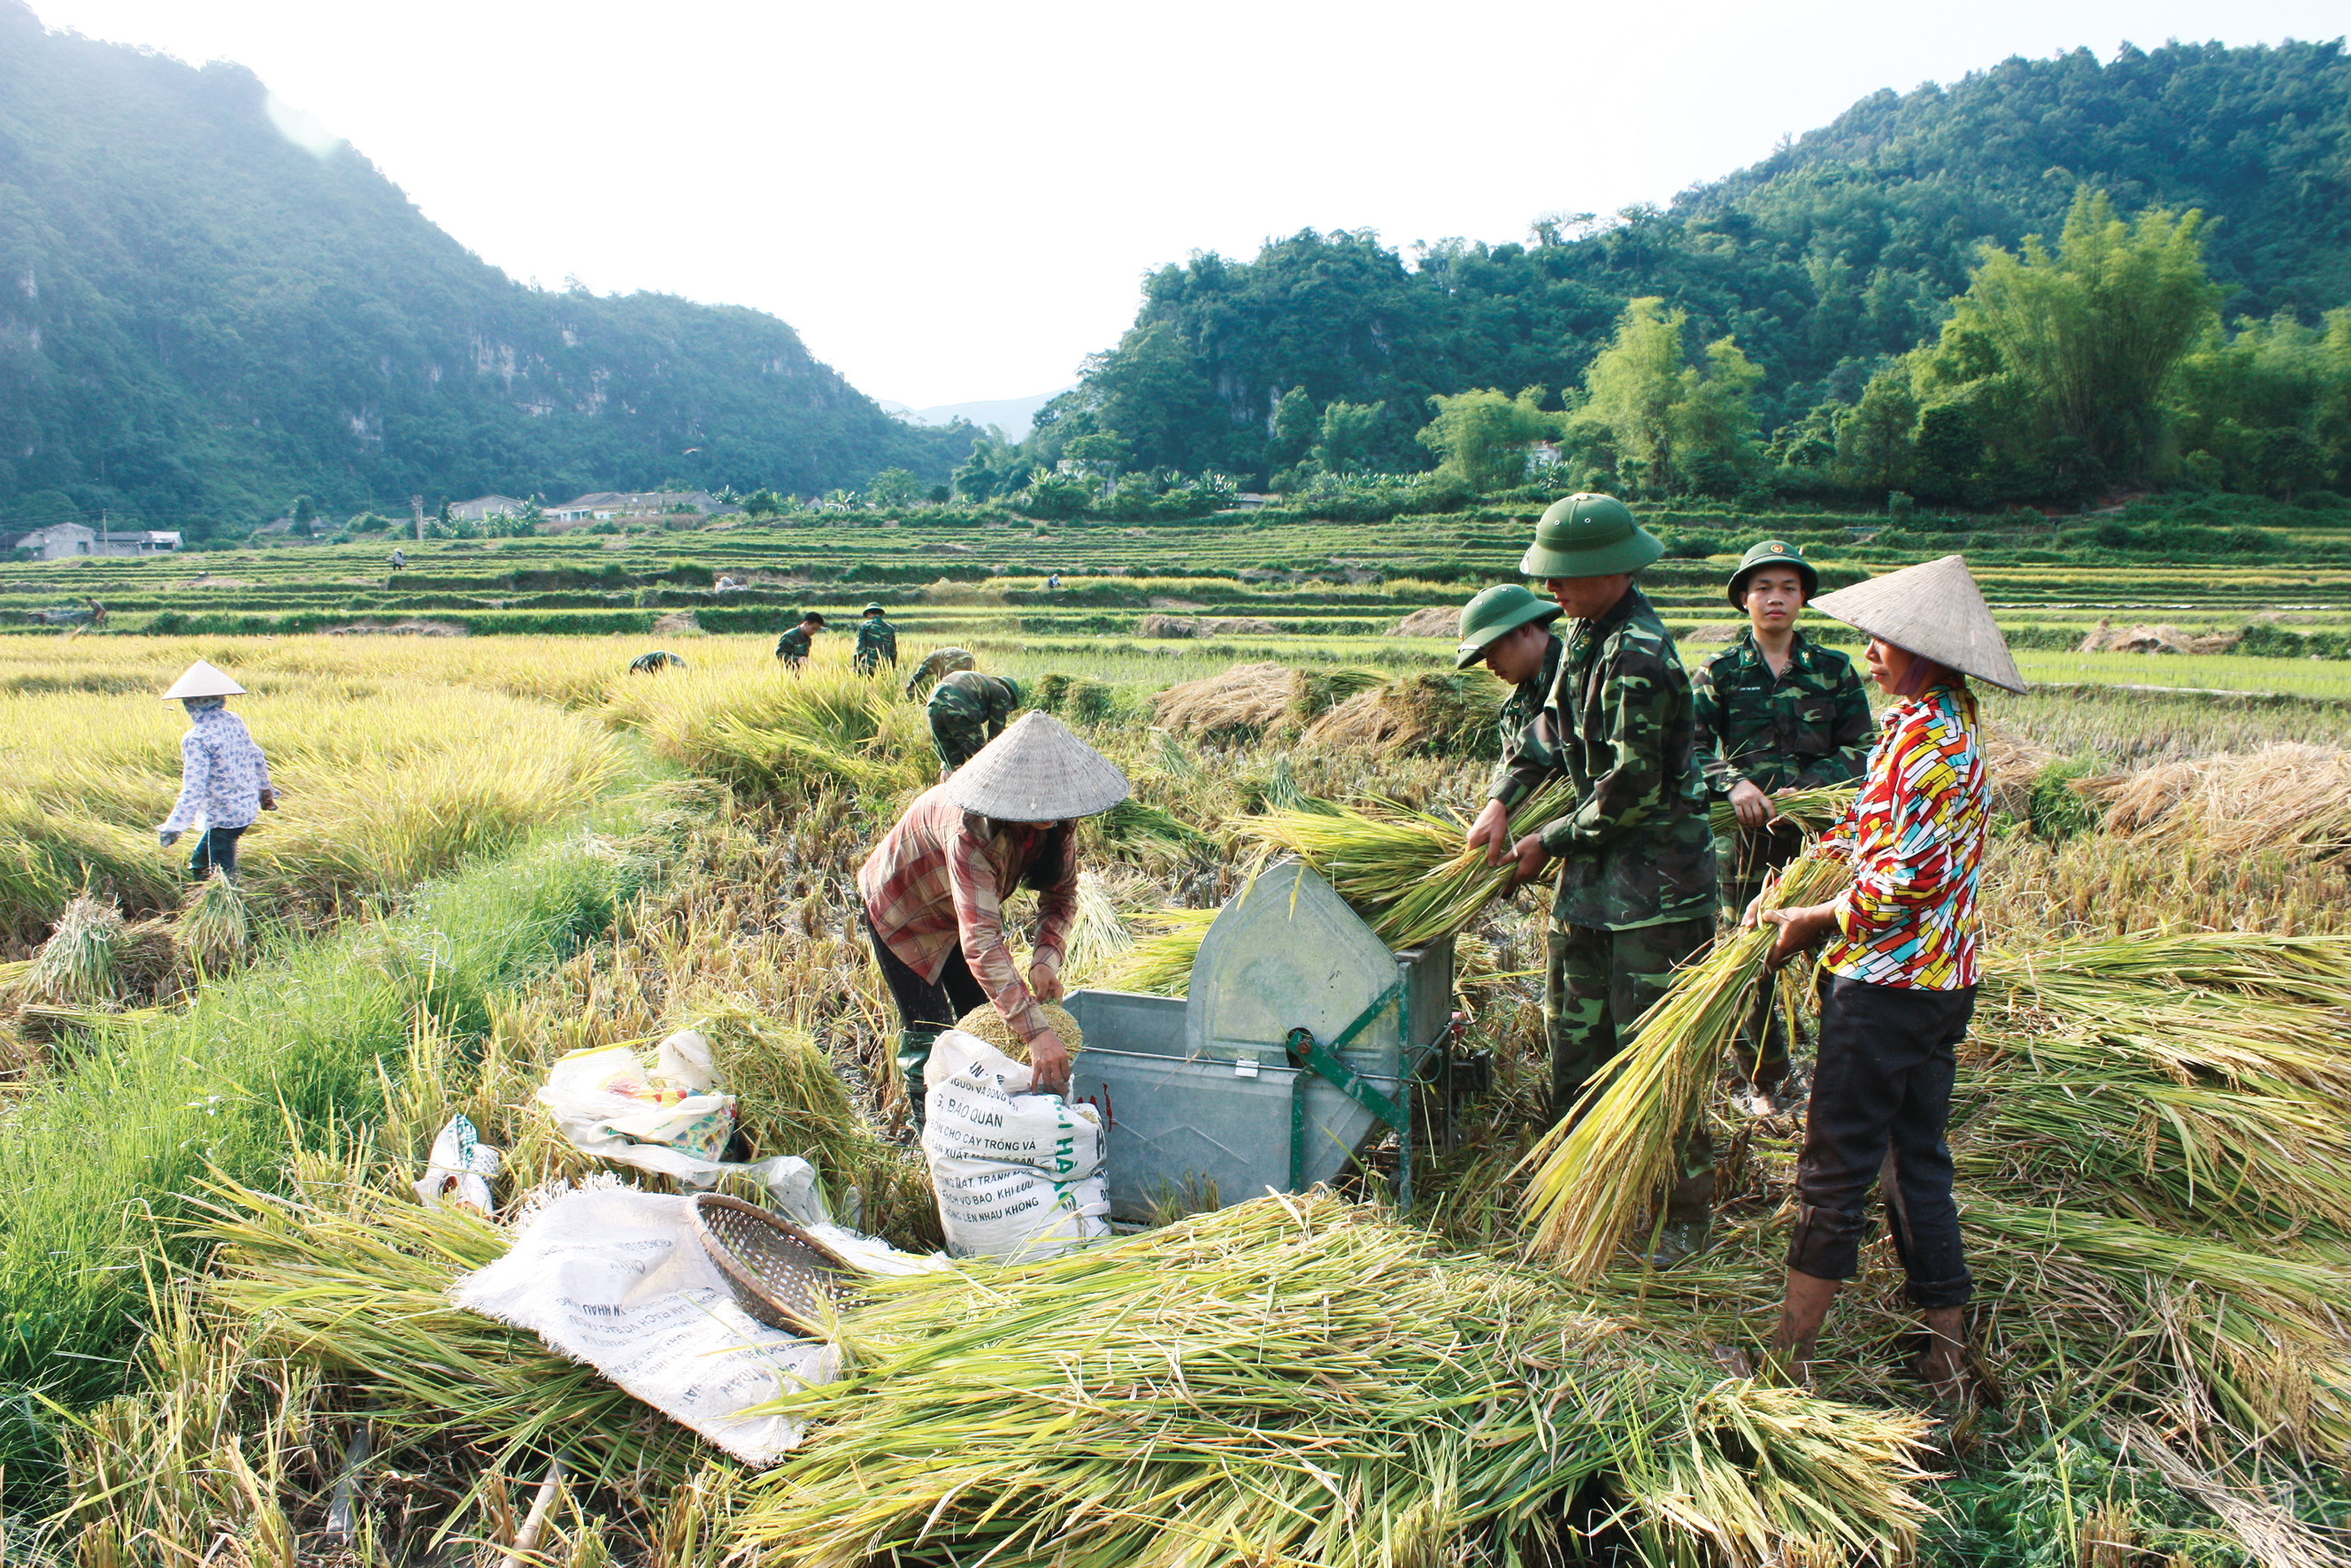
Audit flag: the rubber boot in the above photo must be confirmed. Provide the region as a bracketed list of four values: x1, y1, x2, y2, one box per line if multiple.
[1771, 1268, 1844, 1376]
[895, 1028, 938, 1137]
[1915, 1306, 1968, 1402]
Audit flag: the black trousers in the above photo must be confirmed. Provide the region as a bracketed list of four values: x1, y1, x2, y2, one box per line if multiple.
[188, 826, 245, 881]
[863, 913, 988, 1038]
[1787, 975, 1977, 1308]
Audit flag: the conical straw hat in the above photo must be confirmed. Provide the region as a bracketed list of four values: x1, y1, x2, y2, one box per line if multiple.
[943, 711, 1130, 822]
[159, 659, 247, 700]
[1809, 555, 2026, 695]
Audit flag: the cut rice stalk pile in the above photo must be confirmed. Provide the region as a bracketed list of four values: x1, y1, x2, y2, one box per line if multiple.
[1099, 905, 1217, 995]
[200, 1160, 703, 1492]
[27, 895, 124, 1004]
[2077, 742, 2351, 861]
[737, 1194, 1934, 1568]
[1147, 661, 1295, 735]
[1303, 670, 1503, 757]
[174, 872, 249, 973]
[692, 1003, 866, 1184]
[1519, 852, 1854, 1280]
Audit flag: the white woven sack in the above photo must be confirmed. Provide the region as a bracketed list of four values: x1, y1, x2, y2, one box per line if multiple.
[922, 1028, 1109, 1259]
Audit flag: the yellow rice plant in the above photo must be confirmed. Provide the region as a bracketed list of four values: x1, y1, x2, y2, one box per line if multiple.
[612, 648, 932, 798]
[1518, 851, 1853, 1280]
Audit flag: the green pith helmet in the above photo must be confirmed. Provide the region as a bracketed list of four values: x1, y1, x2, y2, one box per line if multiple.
[1725, 539, 1818, 606]
[1002, 675, 1024, 708]
[1518, 493, 1663, 580]
[863, 602, 886, 617]
[1452, 584, 1562, 670]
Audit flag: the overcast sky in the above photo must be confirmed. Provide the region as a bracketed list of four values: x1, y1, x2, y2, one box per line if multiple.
[25, 0, 2351, 409]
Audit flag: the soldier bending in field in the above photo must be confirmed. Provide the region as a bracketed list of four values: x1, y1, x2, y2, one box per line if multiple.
[1464, 494, 1719, 1267]
[1693, 541, 1871, 1113]
[927, 670, 1022, 774]
[774, 611, 826, 667]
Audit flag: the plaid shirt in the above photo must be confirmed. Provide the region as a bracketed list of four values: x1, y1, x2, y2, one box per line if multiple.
[857, 785, 1077, 1049]
[1817, 684, 1986, 990]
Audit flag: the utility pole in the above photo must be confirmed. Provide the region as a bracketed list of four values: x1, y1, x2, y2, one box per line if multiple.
[98, 511, 109, 553]
[411, 496, 425, 542]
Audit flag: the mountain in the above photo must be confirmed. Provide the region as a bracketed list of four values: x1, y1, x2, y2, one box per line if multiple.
[0, 2, 972, 538]
[1039, 40, 2351, 482]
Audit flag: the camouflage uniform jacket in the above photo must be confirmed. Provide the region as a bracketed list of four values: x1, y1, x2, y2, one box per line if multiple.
[1486, 632, 1565, 811]
[928, 671, 1019, 769]
[1511, 587, 1716, 929]
[774, 626, 814, 665]
[854, 617, 898, 671]
[1691, 630, 1872, 796]
[904, 646, 977, 699]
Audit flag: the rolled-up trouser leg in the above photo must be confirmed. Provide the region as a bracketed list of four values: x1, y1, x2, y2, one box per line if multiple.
[1787, 975, 1978, 1305]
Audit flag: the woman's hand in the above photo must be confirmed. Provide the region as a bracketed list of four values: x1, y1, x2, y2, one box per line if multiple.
[1464, 799, 1514, 867]
[259, 788, 279, 811]
[1738, 889, 1766, 929]
[1027, 962, 1064, 1003]
[1026, 1029, 1072, 1096]
[1761, 903, 1841, 971]
[1729, 779, 1772, 828]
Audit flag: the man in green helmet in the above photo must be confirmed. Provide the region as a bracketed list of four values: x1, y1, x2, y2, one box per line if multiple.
[1694, 541, 1873, 1114]
[928, 669, 1023, 773]
[1464, 493, 1719, 1266]
[854, 602, 899, 675]
[1454, 583, 1564, 816]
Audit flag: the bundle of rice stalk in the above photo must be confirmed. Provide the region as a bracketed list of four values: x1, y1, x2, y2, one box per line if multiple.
[691, 1003, 865, 1184]
[1288, 665, 1389, 722]
[1955, 1040, 2351, 1236]
[953, 1001, 1081, 1065]
[1963, 1195, 2351, 1464]
[1056, 871, 1133, 986]
[174, 872, 248, 973]
[1707, 782, 1856, 841]
[1995, 930, 2351, 1011]
[199, 1170, 702, 1492]
[2080, 743, 2351, 860]
[1984, 965, 2351, 1096]
[1303, 670, 1503, 758]
[1240, 780, 1575, 949]
[1100, 905, 1218, 995]
[1094, 796, 1211, 859]
[27, 894, 124, 1004]
[734, 1195, 1933, 1568]
[1518, 851, 1854, 1280]
[1148, 661, 1295, 735]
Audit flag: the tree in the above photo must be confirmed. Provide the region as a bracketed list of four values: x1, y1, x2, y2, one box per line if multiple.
[865, 468, 922, 508]
[1064, 432, 1133, 472]
[1933, 188, 2221, 485]
[1311, 401, 1387, 473]
[1833, 368, 1920, 497]
[1416, 388, 1554, 492]
[1569, 298, 1763, 496]
[1268, 388, 1318, 469]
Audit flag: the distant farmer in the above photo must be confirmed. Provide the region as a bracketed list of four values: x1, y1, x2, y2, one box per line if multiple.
[155, 659, 276, 882]
[1692, 541, 1871, 1114]
[857, 711, 1129, 1129]
[774, 611, 826, 667]
[1047, 573, 1062, 591]
[389, 548, 405, 571]
[1752, 554, 2024, 1400]
[928, 670, 1023, 773]
[903, 645, 978, 700]
[854, 602, 898, 674]
[85, 596, 107, 628]
[629, 649, 688, 675]
[1464, 494, 1718, 1267]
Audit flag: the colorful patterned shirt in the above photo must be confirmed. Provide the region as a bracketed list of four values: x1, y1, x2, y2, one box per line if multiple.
[1817, 684, 1986, 990]
[857, 785, 1078, 1049]
[158, 706, 272, 834]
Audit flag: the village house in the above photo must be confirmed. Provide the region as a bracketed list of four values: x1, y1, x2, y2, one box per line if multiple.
[449, 495, 531, 522]
[543, 490, 723, 524]
[11, 521, 182, 558]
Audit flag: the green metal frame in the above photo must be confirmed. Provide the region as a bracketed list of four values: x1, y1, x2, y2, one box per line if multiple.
[1286, 977, 1427, 1205]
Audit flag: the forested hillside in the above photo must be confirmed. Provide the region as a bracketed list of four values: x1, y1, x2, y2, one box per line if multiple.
[0, 1, 972, 539]
[1038, 41, 2351, 492]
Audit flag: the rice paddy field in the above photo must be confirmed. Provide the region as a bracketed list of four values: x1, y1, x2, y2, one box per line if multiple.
[2, 549, 2350, 1564]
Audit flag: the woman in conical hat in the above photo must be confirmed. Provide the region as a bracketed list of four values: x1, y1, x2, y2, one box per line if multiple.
[156, 659, 276, 882]
[856, 711, 1129, 1125]
[1748, 555, 2022, 1401]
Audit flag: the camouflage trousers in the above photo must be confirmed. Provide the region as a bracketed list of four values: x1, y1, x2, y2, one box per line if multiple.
[931, 713, 995, 773]
[1717, 819, 1810, 1090]
[1546, 911, 1717, 1221]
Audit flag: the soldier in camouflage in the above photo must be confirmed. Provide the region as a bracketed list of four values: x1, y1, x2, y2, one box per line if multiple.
[774, 611, 826, 667]
[928, 671, 1024, 773]
[854, 602, 899, 674]
[1454, 584, 1563, 810]
[1464, 494, 1719, 1267]
[904, 646, 978, 700]
[1693, 541, 1871, 1112]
